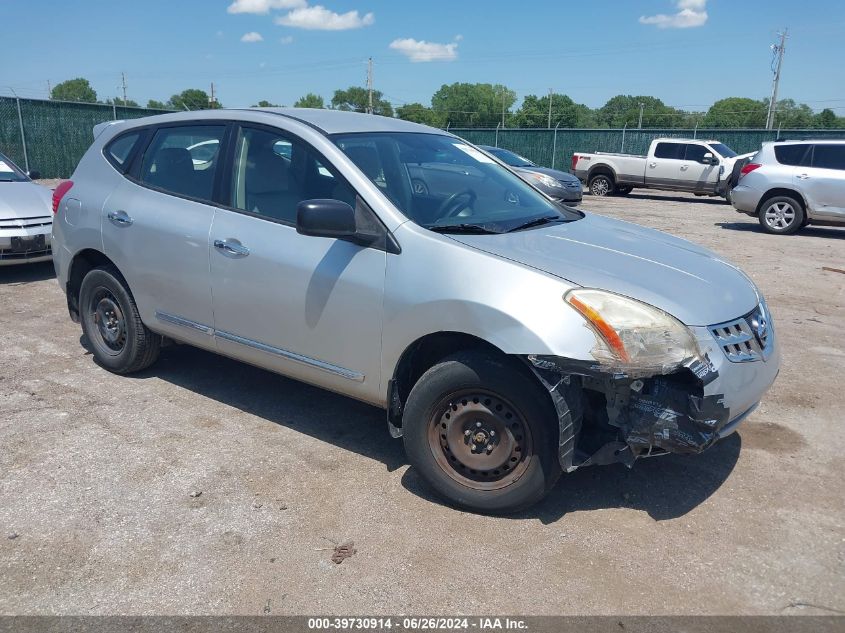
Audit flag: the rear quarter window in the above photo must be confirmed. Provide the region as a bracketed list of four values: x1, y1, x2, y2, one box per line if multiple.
[774, 144, 811, 167]
[104, 132, 142, 170]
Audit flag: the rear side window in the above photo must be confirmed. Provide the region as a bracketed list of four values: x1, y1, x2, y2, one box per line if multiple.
[105, 132, 141, 170]
[654, 142, 684, 160]
[774, 144, 811, 166]
[140, 125, 226, 202]
[811, 144, 845, 170]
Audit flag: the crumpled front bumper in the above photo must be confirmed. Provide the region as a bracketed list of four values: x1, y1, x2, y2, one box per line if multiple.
[526, 323, 780, 471]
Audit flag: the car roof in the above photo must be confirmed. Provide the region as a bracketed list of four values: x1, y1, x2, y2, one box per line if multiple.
[768, 139, 845, 145]
[113, 108, 444, 137]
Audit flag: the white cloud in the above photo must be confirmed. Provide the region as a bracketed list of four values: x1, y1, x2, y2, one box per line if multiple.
[640, 0, 708, 28]
[241, 31, 264, 42]
[389, 37, 459, 62]
[280, 35, 294, 44]
[228, 0, 305, 14]
[275, 5, 374, 30]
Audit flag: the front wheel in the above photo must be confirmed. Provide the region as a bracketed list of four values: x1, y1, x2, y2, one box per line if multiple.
[588, 174, 615, 197]
[79, 266, 161, 374]
[615, 185, 633, 196]
[403, 352, 561, 514]
[759, 195, 805, 235]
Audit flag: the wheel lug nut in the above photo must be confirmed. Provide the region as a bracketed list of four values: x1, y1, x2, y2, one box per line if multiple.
[464, 430, 472, 437]
[476, 422, 482, 428]
[489, 430, 495, 436]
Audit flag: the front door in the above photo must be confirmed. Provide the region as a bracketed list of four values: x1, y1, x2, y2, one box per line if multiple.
[208, 124, 387, 403]
[101, 123, 227, 348]
[679, 144, 720, 193]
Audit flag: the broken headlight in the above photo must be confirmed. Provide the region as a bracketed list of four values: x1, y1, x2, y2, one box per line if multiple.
[564, 288, 700, 374]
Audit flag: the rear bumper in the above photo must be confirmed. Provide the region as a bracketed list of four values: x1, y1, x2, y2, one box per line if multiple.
[730, 184, 763, 215]
[0, 224, 52, 266]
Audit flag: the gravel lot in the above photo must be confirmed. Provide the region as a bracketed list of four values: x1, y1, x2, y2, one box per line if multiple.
[1, 189, 843, 616]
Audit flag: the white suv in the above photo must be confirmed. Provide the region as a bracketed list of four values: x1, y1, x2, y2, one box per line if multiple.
[731, 140, 845, 234]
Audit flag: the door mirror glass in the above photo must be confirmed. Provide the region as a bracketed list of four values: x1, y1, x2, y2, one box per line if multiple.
[702, 152, 717, 165]
[296, 199, 357, 239]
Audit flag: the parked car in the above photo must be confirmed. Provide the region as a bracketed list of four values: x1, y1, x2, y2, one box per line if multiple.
[0, 151, 53, 266]
[52, 109, 779, 513]
[730, 140, 845, 234]
[477, 145, 582, 205]
[572, 138, 748, 198]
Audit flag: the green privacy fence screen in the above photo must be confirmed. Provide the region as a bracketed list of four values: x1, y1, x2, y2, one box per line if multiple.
[0, 96, 173, 179]
[449, 127, 845, 171]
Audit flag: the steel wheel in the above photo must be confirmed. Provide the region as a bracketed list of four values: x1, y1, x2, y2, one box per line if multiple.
[90, 287, 126, 354]
[764, 201, 796, 231]
[427, 389, 534, 491]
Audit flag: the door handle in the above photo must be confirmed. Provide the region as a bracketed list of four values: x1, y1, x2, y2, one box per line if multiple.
[797, 173, 810, 180]
[649, 162, 657, 168]
[107, 210, 133, 226]
[213, 239, 250, 257]
[680, 164, 689, 171]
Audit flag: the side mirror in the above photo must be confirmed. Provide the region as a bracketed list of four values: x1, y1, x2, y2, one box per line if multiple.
[701, 152, 717, 165]
[296, 199, 357, 239]
[27, 170, 41, 180]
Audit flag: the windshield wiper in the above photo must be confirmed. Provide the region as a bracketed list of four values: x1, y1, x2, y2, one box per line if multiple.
[425, 223, 502, 234]
[506, 215, 565, 232]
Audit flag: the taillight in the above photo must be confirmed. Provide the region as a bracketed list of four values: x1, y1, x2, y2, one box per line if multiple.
[740, 163, 761, 177]
[52, 180, 73, 214]
[571, 154, 579, 171]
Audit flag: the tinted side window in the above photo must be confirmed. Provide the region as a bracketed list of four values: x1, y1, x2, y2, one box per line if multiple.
[105, 132, 141, 169]
[654, 142, 683, 160]
[811, 145, 845, 170]
[230, 126, 356, 224]
[684, 144, 707, 162]
[774, 144, 811, 166]
[140, 125, 226, 202]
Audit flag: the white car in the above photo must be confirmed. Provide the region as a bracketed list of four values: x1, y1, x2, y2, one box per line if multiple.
[0, 152, 53, 265]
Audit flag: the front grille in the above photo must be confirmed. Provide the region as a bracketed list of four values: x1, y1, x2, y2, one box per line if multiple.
[0, 246, 51, 261]
[710, 304, 772, 362]
[0, 216, 52, 230]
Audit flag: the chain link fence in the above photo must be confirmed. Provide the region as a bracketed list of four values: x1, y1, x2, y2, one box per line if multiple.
[1, 96, 172, 178]
[450, 127, 845, 170]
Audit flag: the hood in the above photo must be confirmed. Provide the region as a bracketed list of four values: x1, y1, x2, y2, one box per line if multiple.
[516, 166, 580, 184]
[448, 213, 759, 326]
[0, 182, 53, 220]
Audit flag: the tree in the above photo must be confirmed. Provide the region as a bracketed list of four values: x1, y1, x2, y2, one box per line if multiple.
[167, 89, 222, 110]
[773, 99, 814, 128]
[396, 103, 446, 127]
[105, 98, 139, 107]
[293, 93, 324, 109]
[703, 97, 767, 128]
[813, 108, 840, 129]
[146, 100, 169, 110]
[430, 83, 517, 127]
[330, 87, 392, 116]
[596, 95, 684, 128]
[253, 100, 281, 107]
[512, 93, 596, 128]
[51, 78, 97, 103]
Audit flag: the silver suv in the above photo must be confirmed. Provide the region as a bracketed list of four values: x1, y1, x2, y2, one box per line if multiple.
[731, 140, 845, 234]
[52, 109, 779, 513]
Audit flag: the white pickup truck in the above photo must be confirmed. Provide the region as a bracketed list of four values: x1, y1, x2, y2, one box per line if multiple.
[571, 138, 750, 198]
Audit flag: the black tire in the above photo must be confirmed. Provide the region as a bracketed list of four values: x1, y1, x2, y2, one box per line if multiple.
[588, 173, 615, 197]
[402, 351, 561, 514]
[615, 185, 633, 196]
[79, 266, 161, 374]
[758, 195, 805, 235]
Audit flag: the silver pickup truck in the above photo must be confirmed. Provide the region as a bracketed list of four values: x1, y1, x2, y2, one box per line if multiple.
[572, 138, 750, 198]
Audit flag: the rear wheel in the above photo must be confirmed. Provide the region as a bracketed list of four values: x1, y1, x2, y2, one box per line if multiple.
[588, 174, 615, 197]
[79, 267, 161, 374]
[759, 195, 804, 235]
[403, 352, 561, 514]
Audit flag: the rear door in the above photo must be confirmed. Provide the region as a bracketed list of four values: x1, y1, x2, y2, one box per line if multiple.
[800, 144, 845, 219]
[208, 123, 387, 403]
[101, 123, 227, 348]
[649, 141, 685, 189]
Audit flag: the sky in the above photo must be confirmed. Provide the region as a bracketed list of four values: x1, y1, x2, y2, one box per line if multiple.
[3, 0, 845, 114]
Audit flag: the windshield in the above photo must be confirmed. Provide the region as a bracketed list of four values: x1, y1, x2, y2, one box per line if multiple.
[0, 153, 28, 183]
[487, 147, 535, 167]
[332, 132, 580, 233]
[709, 143, 737, 158]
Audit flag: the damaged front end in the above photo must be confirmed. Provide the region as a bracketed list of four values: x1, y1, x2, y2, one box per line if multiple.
[524, 287, 745, 472]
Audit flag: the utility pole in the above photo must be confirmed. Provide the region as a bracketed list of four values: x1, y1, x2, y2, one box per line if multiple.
[501, 89, 506, 128]
[366, 57, 374, 114]
[209, 82, 216, 109]
[47, 80, 51, 99]
[638, 102, 644, 129]
[121, 72, 128, 106]
[766, 29, 788, 130]
[548, 88, 553, 128]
